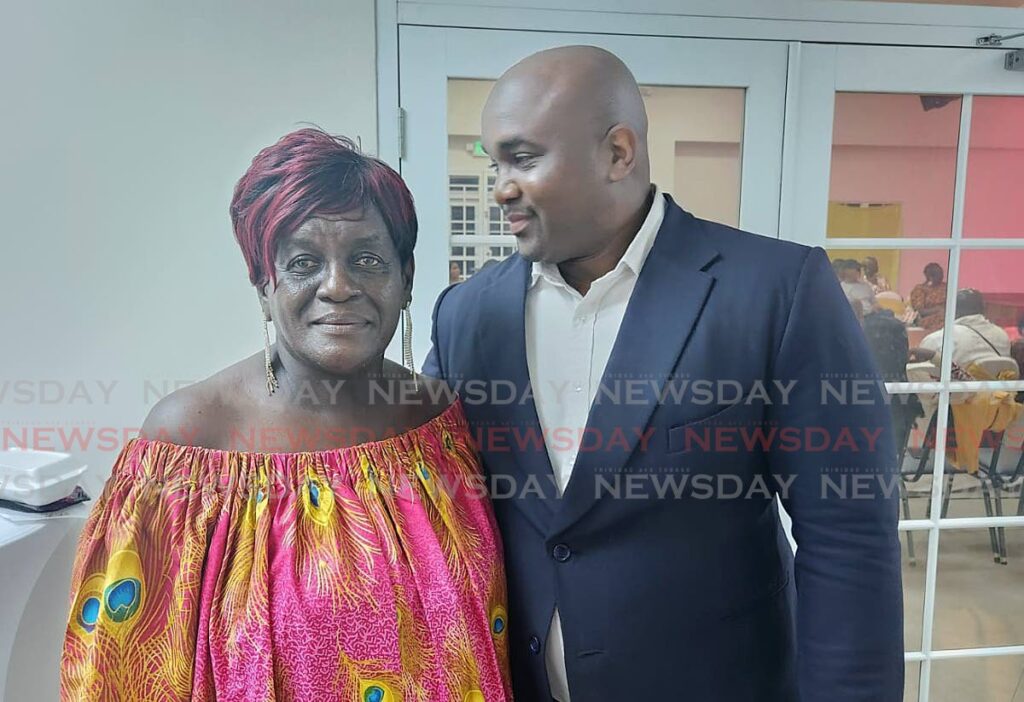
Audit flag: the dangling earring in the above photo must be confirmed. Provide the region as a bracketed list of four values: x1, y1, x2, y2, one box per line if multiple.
[401, 299, 418, 391]
[263, 313, 279, 396]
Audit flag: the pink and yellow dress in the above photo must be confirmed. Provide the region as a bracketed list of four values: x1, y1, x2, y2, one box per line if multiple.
[60, 399, 511, 701]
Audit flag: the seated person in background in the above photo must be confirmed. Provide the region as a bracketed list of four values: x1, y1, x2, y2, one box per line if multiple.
[906, 291, 1019, 473]
[1012, 339, 1024, 403]
[863, 256, 891, 294]
[862, 305, 922, 450]
[831, 256, 847, 277]
[909, 288, 1011, 366]
[837, 259, 879, 316]
[909, 262, 947, 332]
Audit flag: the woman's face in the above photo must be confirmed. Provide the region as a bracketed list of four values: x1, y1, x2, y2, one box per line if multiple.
[260, 205, 412, 377]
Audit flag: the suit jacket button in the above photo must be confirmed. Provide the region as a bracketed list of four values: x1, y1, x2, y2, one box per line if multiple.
[529, 635, 541, 654]
[552, 543, 572, 562]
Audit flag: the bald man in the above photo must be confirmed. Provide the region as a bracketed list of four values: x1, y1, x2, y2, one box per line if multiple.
[424, 46, 903, 702]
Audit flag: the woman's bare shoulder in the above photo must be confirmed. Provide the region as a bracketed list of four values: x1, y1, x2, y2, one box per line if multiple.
[140, 353, 260, 447]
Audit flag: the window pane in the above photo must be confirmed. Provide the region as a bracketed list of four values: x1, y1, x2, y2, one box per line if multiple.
[964, 96, 1024, 239]
[825, 247, 950, 366]
[904, 661, 920, 702]
[902, 391, 1024, 526]
[645, 85, 743, 227]
[930, 656, 1024, 702]
[901, 530, 930, 653]
[829, 93, 962, 239]
[945, 250, 1024, 390]
[934, 526, 1024, 649]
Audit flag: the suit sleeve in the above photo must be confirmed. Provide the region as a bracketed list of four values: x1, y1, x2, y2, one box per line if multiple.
[421, 283, 456, 380]
[768, 247, 904, 701]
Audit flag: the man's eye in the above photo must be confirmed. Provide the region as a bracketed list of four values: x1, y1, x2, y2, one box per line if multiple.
[289, 257, 318, 271]
[513, 153, 536, 166]
[354, 254, 384, 267]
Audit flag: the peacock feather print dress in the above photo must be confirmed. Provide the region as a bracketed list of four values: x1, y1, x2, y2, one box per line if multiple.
[60, 398, 511, 701]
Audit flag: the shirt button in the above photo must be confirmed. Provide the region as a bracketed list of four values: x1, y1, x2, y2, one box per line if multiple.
[552, 543, 572, 562]
[574, 383, 583, 393]
[573, 315, 587, 327]
[529, 635, 541, 654]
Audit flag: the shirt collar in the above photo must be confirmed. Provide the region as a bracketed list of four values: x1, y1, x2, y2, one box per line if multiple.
[530, 185, 666, 290]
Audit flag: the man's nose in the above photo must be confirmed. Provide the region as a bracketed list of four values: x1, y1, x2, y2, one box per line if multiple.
[493, 172, 520, 206]
[318, 261, 361, 302]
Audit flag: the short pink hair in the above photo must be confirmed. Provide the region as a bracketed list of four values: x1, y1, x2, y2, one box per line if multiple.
[230, 128, 417, 289]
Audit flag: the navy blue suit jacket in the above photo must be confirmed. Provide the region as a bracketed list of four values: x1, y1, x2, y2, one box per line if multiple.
[423, 196, 904, 701]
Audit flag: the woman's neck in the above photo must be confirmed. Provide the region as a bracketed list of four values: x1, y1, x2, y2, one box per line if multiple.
[270, 345, 393, 413]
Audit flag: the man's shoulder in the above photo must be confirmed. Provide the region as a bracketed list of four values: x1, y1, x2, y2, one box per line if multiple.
[679, 213, 815, 283]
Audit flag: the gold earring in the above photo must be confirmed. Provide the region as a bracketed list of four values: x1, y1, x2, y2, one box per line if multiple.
[401, 300, 417, 390]
[263, 314, 279, 396]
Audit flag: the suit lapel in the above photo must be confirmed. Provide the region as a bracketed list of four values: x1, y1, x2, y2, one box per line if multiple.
[478, 256, 560, 533]
[551, 199, 720, 534]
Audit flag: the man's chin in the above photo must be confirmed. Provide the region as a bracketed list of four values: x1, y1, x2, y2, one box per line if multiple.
[515, 237, 546, 263]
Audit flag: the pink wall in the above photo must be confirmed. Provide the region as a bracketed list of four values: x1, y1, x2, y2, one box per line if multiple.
[829, 94, 1024, 300]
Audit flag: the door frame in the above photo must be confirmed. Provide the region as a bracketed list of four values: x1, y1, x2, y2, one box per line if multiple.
[396, 25, 789, 364]
[377, 0, 1024, 165]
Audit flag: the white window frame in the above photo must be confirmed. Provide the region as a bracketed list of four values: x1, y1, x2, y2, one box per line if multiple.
[378, 9, 1024, 699]
[789, 43, 1024, 701]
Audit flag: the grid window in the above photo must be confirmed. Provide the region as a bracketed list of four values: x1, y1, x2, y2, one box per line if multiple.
[825, 93, 1024, 698]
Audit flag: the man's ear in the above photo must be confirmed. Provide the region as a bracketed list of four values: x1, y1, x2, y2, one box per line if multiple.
[402, 256, 416, 302]
[606, 123, 639, 182]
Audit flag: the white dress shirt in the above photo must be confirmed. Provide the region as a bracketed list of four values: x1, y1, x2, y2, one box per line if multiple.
[524, 187, 666, 702]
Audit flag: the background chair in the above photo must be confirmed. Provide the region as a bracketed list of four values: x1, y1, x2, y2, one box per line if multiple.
[876, 291, 906, 316]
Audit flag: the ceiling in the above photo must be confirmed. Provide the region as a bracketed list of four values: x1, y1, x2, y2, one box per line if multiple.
[845, 0, 1024, 6]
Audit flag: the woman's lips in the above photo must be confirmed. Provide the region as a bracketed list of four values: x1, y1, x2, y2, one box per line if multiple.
[311, 315, 372, 335]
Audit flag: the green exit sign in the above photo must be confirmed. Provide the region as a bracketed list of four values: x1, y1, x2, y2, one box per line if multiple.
[472, 140, 487, 158]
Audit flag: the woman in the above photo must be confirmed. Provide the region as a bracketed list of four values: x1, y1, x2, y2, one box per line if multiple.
[60, 129, 511, 701]
[909, 262, 947, 332]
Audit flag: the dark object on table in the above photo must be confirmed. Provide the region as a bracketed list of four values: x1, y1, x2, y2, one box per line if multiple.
[0, 485, 91, 514]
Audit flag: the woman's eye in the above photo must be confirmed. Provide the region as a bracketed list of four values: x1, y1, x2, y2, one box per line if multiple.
[289, 257, 319, 271]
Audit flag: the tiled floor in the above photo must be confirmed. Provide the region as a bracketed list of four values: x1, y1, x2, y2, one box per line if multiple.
[900, 473, 1024, 701]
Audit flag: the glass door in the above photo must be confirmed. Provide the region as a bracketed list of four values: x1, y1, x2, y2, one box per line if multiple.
[398, 26, 789, 363]
[788, 43, 1024, 702]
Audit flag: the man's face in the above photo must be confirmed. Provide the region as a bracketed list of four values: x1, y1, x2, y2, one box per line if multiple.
[481, 83, 609, 264]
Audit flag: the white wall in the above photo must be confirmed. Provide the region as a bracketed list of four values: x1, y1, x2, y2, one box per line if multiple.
[0, 0, 378, 486]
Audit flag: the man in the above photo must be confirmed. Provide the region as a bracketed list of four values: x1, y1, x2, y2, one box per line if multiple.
[424, 46, 903, 701]
[836, 259, 879, 316]
[911, 288, 1011, 368]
